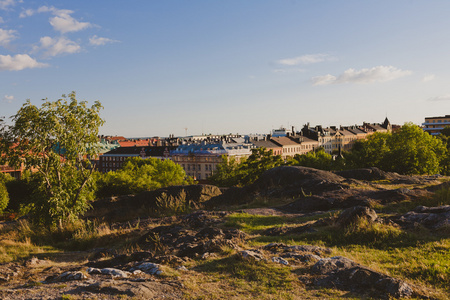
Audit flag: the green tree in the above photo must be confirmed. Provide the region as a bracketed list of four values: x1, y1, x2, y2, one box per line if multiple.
[95, 157, 190, 197]
[239, 148, 284, 185]
[0, 92, 104, 226]
[347, 123, 447, 175]
[291, 148, 335, 170]
[208, 155, 241, 187]
[209, 148, 284, 187]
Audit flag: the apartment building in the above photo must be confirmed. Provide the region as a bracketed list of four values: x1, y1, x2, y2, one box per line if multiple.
[422, 115, 450, 135]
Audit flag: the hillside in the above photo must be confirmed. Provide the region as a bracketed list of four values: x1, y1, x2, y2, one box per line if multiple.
[0, 167, 449, 299]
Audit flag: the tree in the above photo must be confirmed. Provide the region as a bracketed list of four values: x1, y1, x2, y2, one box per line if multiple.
[95, 157, 191, 197]
[0, 92, 104, 226]
[347, 123, 447, 175]
[209, 148, 284, 187]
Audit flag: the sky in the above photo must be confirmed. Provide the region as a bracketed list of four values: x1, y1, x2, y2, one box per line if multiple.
[1, 0, 450, 137]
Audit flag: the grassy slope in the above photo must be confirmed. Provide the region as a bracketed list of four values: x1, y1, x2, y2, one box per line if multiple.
[0, 180, 449, 299]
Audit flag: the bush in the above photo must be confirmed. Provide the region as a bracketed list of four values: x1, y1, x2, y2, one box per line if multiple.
[0, 182, 10, 214]
[95, 157, 190, 197]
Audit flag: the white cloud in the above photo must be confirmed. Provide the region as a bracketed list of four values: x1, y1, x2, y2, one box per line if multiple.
[312, 65, 412, 85]
[49, 9, 91, 33]
[273, 68, 306, 74]
[37, 36, 81, 56]
[89, 35, 119, 46]
[0, 54, 48, 71]
[21, 6, 92, 33]
[277, 54, 335, 66]
[0, 0, 16, 10]
[422, 74, 436, 82]
[3, 94, 14, 103]
[428, 94, 450, 102]
[19, 8, 34, 18]
[0, 28, 17, 47]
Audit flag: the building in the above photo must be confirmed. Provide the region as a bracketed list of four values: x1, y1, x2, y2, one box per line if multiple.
[422, 115, 450, 135]
[99, 146, 176, 173]
[171, 138, 256, 180]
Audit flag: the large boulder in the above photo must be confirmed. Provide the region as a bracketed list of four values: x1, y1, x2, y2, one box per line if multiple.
[251, 166, 346, 195]
[335, 167, 398, 181]
[204, 166, 347, 209]
[393, 205, 450, 231]
[311, 256, 414, 299]
[336, 206, 378, 227]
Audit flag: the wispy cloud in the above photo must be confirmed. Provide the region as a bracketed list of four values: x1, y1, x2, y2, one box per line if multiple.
[273, 68, 306, 74]
[3, 94, 14, 103]
[0, 17, 4, 23]
[0, 54, 48, 71]
[312, 65, 412, 85]
[428, 94, 450, 102]
[36, 36, 81, 56]
[422, 74, 436, 82]
[89, 35, 119, 46]
[20, 6, 92, 33]
[0, 0, 16, 10]
[277, 53, 335, 66]
[0, 28, 17, 47]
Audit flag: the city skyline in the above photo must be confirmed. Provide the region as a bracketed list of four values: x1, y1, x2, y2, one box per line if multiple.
[1, 1, 450, 137]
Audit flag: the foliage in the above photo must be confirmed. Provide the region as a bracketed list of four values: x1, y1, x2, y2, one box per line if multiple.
[95, 157, 190, 197]
[290, 147, 345, 170]
[0, 92, 104, 226]
[156, 189, 191, 216]
[209, 148, 284, 187]
[208, 155, 241, 187]
[0, 182, 9, 214]
[347, 123, 448, 175]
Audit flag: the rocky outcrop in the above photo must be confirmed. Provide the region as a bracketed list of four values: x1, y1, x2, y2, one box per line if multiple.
[311, 256, 414, 299]
[336, 206, 378, 227]
[393, 205, 450, 231]
[335, 167, 399, 181]
[86, 184, 222, 220]
[205, 166, 347, 209]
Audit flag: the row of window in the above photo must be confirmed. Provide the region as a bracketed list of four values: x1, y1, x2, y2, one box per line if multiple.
[182, 164, 214, 171]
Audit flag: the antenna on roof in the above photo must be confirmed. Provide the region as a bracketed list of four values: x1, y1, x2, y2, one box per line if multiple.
[184, 127, 188, 137]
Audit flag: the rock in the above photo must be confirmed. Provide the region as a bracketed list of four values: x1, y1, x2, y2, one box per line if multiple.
[100, 268, 131, 278]
[394, 205, 450, 230]
[47, 271, 88, 282]
[281, 252, 321, 263]
[271, 257, 289, 265]
[263, 224, 315, 236]
[182, 211, 227, 228]
[84, 279, 181, 298]
[335, 167, 398, 181]
[133, 262, 162, 275]
[311, 256, 414, 299]
[205, 166, 347, 208]
[336, 206, 378, 227]
[239, 250, 265, 261]
[86, 184, 222, 221]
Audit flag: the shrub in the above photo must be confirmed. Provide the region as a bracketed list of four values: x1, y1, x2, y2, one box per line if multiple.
[0, 182, 9, 214]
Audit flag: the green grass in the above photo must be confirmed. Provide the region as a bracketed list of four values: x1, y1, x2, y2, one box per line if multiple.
[197, 255, 294, 293]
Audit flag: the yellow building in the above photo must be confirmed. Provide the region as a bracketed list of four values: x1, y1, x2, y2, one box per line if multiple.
[423, 115, 450, 135]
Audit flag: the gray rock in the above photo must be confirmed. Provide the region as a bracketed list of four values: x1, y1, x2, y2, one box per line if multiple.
[311, 256, 414, 299]
[336, 206, 378, 227]
[49, 271, 88, 282]
[271, 257, 289, 265]
[239, 250, 265, 261]
[134, 262, 163, 275]
[100, 268, 131, 278]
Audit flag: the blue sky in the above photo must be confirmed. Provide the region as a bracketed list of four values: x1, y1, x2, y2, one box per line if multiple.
[1, 0, 449, 137]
